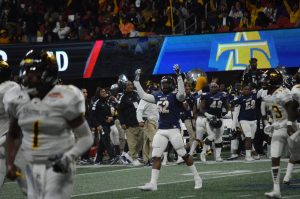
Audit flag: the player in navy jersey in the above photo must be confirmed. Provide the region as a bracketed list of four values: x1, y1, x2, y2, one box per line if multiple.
[232, 85, 259, 161]
[134, 65, 202, 191]
[200, 82, 229, 162]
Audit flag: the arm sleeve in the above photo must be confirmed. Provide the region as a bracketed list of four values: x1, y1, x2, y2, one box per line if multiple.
[65, 120, 93, 160]
[63, 86, 86, 121]
[133, 80, 156, 103]
[118, 96, 125, 125]
[176, 75, 186, 102]
[232, 105, 240, 128]
[136, 100, 146, 123]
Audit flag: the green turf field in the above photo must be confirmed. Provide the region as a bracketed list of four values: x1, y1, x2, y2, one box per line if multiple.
[1, 159, 300, 199]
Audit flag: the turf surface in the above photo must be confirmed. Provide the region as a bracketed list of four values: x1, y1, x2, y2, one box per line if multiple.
[1, 159, 300, 199]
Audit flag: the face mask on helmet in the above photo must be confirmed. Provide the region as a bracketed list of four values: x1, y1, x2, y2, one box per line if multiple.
[161, 76, 175, 93]
[209, 117, 222, 129]
[20, 50, 58, 94]
[0, 58, 11, 82]
[264, 69, 283, 90]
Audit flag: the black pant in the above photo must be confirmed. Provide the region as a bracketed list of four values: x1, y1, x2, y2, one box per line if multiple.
[253, 120, 270, 155]
[95, 126, 115, 162]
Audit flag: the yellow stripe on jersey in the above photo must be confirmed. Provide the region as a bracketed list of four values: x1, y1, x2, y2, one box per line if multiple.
[32, 120, 40, 149]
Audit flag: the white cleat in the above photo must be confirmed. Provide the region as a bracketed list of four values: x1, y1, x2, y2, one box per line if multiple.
[132, 159, 142, 167]
[200, 152, 206, 163]
[283, 175, 290, 185]
[162, 160, 168, 166]
[194, 178, 203, 189]
[253, 154, 260, 160]
[138, 182, 157, 191]
[176, 156, 184, 164]
[245, 157, 255, 162]
[264, 190, 282, 198]
[215, 157, 223, 162]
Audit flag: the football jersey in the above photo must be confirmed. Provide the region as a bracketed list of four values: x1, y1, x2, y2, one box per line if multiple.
[202, 92, 227, 118]
[263, 87, 290, 123]
[154, 92, 183, 129]
[0, 81, 19, 137]
[3, 85, 85, 163]
[291, 84, 300, 104]
[235, 94, 257, 121]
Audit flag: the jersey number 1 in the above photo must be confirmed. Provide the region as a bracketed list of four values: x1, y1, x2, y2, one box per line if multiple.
[32, 120, 40, 149]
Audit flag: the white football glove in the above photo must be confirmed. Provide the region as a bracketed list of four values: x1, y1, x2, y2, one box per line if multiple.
[173, 64, 181, 76]
[134, 68, 141, 81]
[49, 153, 72, 173]
[264, 124, 274, 136]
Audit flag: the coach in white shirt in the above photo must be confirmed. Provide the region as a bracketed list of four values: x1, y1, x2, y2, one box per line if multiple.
[137, 95, 159, 166]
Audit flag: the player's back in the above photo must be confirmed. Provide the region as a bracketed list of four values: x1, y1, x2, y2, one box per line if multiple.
[154, 91, 183, 129]
[291, 84, 300, 104]
[266, 87, 290, 123]
[3, 84, 85, 163]
[0, 80, 19, 137]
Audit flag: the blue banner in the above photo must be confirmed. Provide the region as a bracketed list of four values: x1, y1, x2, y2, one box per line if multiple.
[153, 29, 300, 74]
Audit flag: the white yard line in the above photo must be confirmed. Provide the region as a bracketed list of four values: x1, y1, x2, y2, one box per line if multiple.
[282, 194, 300, 198]
[237, 194, 252, 198]
[178, 195, 195, 199]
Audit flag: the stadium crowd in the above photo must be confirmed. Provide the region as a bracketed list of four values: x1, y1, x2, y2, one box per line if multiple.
[0, 0, 300, 44]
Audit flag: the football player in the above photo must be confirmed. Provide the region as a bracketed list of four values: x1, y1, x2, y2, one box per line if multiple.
[189, 89, 207, 156]
[4, 50, 93, 199]
[200, 82, 229, 162]
[262, 69, 291, 198]
[232, 85, 259, 161]
[0, 59, 27, 194]
[134, 65, 202, 191]
[281, 73, 300, 185]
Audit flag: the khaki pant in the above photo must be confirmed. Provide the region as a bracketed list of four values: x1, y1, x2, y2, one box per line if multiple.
[142, 120, 157, 162]
[184, 119, 196, 148]
[115, 119, 125, 152]
[125, 126, 144, 159]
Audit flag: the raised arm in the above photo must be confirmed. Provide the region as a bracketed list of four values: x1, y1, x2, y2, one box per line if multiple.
[283, 0, 292, 15]
[173, 64, 186, 102]
[133, 69, 156, 103]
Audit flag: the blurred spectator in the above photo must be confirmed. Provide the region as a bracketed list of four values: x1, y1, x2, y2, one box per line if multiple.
[239, 10, 252, 28]
[119, 17, 135, 37]
[283, 0, 300, 24]
[263, 0, 277, 23]
[217, 10, 234, 31]
[199, 19, 213, 33]
[229, 1, 244, 23]
[246, 0, 265, 26]
[0, 0, 297, 43]
[53, 20, 71, 40]
[255, 11, 270, 27]
[0, 28, 10, 44]
[23, 6, 39, 42]
[43, 25, 59, 43]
